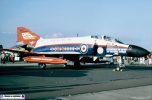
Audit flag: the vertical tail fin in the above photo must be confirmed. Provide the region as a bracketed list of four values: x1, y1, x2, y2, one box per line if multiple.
[17, 27, 40, 47]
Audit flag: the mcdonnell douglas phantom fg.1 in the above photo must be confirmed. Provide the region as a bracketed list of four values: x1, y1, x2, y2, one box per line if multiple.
[2, 27, 150, 71]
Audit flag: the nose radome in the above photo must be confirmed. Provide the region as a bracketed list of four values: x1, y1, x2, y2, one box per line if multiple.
[127, 45, 150, 57]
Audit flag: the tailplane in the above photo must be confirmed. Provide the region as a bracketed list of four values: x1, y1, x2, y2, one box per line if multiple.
[17, 27, 40, 47]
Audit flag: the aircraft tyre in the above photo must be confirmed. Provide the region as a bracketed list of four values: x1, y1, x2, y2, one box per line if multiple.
[113, 67, 125, 71]
[113, 64, 126, 71]
[38, 63, 46, 69]
[63, 63, 71, 68]
[63, 64, 67, 67]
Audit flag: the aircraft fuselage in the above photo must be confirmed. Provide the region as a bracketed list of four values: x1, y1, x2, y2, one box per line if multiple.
[32, 36, 130, 58]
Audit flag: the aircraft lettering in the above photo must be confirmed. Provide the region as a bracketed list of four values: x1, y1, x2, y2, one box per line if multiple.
[107, 48, 127, 54]
[22, 32, 36, 40]
[50, 46, 80, 52]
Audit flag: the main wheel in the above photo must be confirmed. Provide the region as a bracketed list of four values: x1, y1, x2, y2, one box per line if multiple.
[38, 63, 46, 69]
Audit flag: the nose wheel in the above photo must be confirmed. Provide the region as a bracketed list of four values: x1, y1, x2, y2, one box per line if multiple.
[113, 65, 126, 71]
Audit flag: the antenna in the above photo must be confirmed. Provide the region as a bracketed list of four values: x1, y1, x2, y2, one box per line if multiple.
[77, 34, 79, 37]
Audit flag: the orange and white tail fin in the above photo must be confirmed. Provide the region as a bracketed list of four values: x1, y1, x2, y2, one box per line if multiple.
[17, 27, 40, 47]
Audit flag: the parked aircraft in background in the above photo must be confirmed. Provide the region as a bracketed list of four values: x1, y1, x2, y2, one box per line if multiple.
[2, 27, 150, 71]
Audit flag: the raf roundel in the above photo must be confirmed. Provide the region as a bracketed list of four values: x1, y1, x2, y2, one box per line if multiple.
[80, 44, 88, 54]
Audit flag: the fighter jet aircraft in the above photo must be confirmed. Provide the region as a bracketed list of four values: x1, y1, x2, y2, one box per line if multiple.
[2, 27, 150, 71]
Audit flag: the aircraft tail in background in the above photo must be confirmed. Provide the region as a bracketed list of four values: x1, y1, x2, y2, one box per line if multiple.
[17, 27, 40, 47]
[0, 45, 3, 51]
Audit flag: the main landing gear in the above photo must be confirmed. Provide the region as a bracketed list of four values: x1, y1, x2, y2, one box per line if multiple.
[113, 56, 126, 71]
[74, 61, 81, 69]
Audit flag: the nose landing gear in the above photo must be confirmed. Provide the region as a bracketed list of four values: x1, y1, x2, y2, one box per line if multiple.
[113, 64, 126, 71]
[113, 56, 126, 71]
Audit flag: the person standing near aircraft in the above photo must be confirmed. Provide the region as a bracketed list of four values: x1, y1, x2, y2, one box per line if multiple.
[1, 52, 6, 64]
[10, 54, 15, 63]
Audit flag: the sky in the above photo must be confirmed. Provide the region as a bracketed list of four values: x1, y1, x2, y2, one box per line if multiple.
[0, 0, 152, 51]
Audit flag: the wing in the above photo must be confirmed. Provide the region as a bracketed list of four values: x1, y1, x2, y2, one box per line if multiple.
[1, 48, 67, 64]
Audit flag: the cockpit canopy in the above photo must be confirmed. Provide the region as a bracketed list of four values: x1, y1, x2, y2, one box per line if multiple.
[91, 35, 124, 44]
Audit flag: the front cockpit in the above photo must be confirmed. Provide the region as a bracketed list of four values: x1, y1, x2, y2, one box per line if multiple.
[91, 35, 124, 44]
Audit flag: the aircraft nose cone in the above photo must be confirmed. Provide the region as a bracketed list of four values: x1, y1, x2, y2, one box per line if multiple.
[127, 45, 150, 57]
